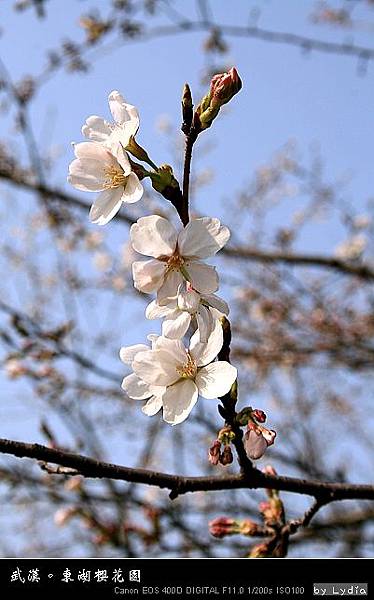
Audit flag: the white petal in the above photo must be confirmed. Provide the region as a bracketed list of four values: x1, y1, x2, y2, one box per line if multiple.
[162, 379, 198, 425]
[153, 337, 188, 364]
[123, 172, 143, 204]
[119, 344, 149, 365]
[142, 395, 163, 416]
[145, 299, 173, 320]
[109, 143, 131, 175]
[81, 116, 112, 142]
[186, 262, 219, 294]
[162, 311, 191, 339]
[190, 318, 223, 366]
[178, 217, 230, 259]
[133, 349, 180, 386]
[107, 122, 139, 150]
[108, 90, 140, 129]
[89, 188, 123, 225]
[130, 215, 177, 258]
[73, 141, 113, 161]
[195, 362, 237, 399]
[203, 293, 229, 315]
[196, 305, 213, 343]
[132, 259, 166, 293]
[157, 270, 183, 305]
[177, 287, 201, 313]
[68, 159, 106, 191]
[121, 373, 155, 400]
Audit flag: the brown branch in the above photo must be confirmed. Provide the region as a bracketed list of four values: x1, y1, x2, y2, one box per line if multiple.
[223, 245, 374, 281]
[286, 497, 329, 536]
[180, 126, 198, 226]
[217, 317, 253, 474]
[1, 437, 374, 502]
[37, 22, 374, 89]
[0, 169, 135, 227]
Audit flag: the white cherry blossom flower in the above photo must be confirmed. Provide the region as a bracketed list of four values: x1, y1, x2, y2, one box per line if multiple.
[130, 215, 230, 304]
[130, 321, 237, 425]
[68, 141, 143, 225]
[120, 335, 165, 417]
[146, 282, 229, 342]
[81, 90, 139, 151]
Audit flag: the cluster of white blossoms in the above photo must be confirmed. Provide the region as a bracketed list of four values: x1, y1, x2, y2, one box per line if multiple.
[67, 90, 237, 426]
[68, 91, 143, 225]
[122, 215, 237, 425]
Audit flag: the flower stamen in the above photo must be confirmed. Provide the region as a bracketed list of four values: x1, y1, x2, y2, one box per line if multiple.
[176, 352, 197, 379]
[166, 251, 185, 271]
[103, 165, 127, 189]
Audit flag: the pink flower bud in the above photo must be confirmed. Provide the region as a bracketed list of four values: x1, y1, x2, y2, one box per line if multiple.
[261, 428, 276, 446]
[209, 516, 237, 538]
[252, 409, 266, 423]
[208, 440, 221, 465]
[210, 67, 242, 108]
[244, 429, 269, 460]
[263, 464, 277, 477]
[240, 519, 261, 536]
[219, 445, 233, 465]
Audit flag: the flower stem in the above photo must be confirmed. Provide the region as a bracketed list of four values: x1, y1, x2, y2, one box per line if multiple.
[181, 131, 197, 226]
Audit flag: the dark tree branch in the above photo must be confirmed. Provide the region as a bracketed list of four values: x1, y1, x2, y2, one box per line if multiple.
[286, 497, 329, 535]
[223, 245, 374, 281]
[1, 437, 374, 502]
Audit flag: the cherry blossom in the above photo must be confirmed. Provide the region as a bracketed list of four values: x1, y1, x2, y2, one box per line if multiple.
[81, 90, 139, 151]
[145, 282, 229, 342]
[130, 215, 230, 304]
[129, 321, 237, 425]
[244, 425, 276, 460]
[68, 141, 143, 225]
[120, 335, 165, 417]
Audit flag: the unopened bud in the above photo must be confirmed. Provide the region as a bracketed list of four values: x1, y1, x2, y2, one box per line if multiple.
[240, 519, 262, 536]
[208, 440, 221, 465]
[259, 501, 273, 522]
[194, 67, 242, 132]
[181, 83, 193, 134]
[263, 465, 277, 477]
[261, 428, 276, 446]
[252, 409, 266, 423]
[209, 516, 238, 538]
[219, 445, 233, 465]
[210, 67, 242, 109]
[244, 428, 269, 460]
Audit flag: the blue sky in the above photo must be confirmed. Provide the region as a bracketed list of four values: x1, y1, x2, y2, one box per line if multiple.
[0, 0, 373, 556]
[1, 0, 373, 237]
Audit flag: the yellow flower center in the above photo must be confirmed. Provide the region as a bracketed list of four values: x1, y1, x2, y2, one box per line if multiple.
[103, 165, 127, 189]
[166, 251, 185, 272]
[176, 352, 197, 379]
